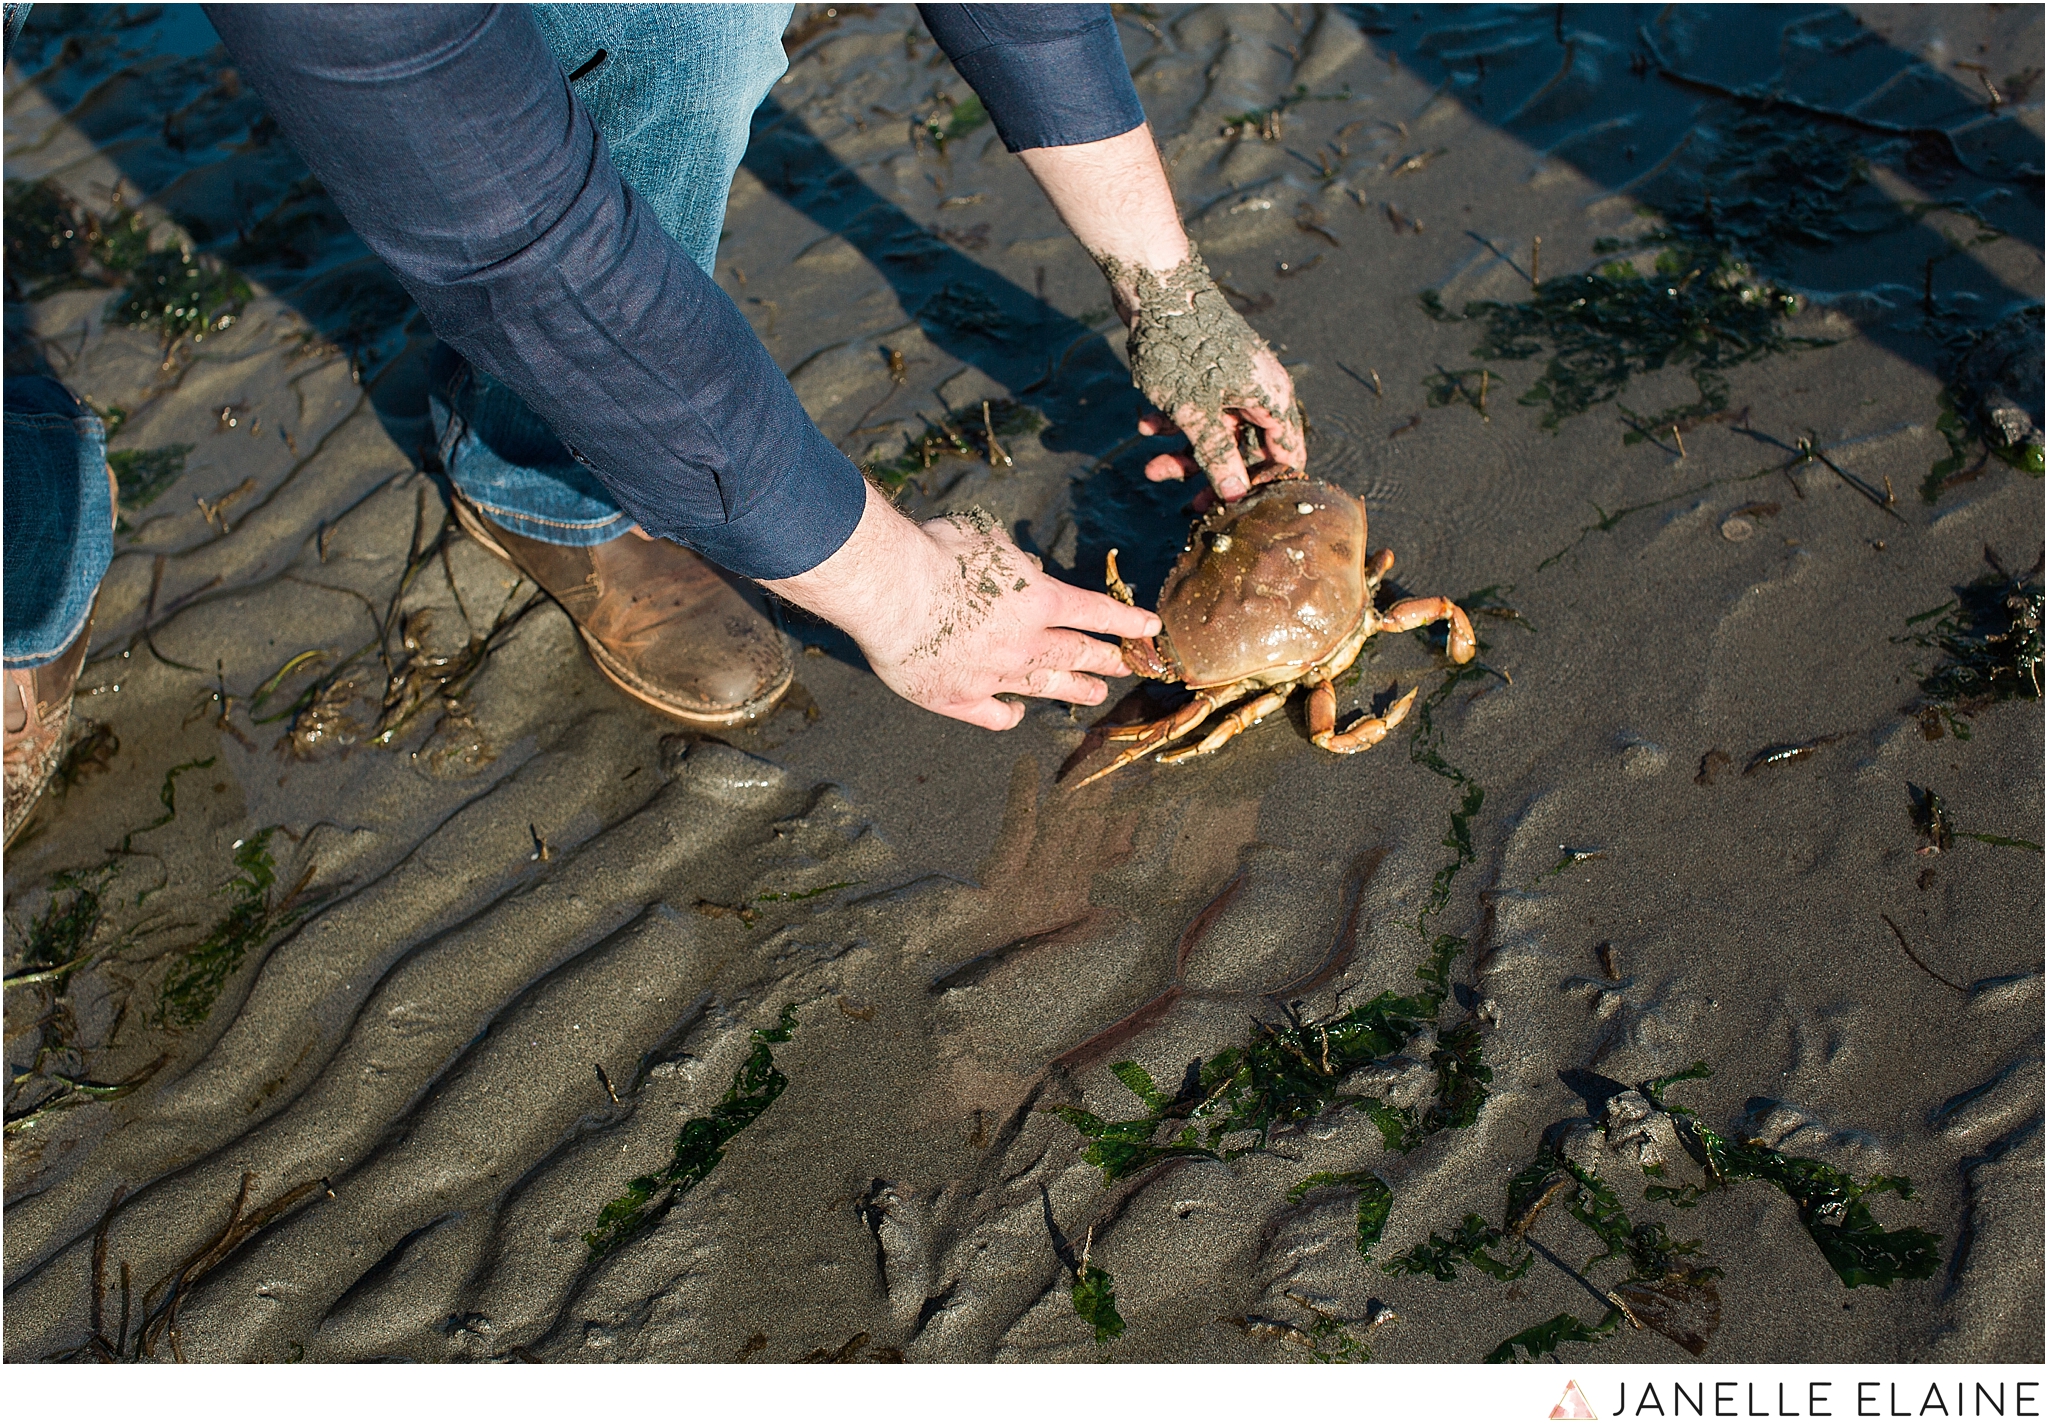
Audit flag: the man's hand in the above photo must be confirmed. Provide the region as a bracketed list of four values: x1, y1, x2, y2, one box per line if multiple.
[762, 483, 1159, 731]
[1018, 125, 1308, 502]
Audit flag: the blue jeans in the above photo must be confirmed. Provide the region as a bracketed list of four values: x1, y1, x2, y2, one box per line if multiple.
[431, 2, 793, 548]
[4, 376, 111, 668]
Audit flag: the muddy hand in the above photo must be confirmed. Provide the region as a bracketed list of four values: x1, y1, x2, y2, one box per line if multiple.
[1121, 242, 1308, 503]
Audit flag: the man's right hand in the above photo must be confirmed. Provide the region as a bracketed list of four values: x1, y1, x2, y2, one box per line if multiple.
[762, 483, 1159, 731]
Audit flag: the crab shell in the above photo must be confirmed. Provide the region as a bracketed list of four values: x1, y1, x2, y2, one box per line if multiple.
[1151, 475, 1372, 689]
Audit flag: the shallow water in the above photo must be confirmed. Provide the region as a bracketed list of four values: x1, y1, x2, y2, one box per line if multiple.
[4, 4, 2041, 1363]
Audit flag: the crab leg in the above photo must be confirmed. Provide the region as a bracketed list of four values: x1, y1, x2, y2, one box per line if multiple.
[1157, 684, 1295, 764]
[1103, 549, 1173, 680]
[1377, 597, 1477, 664]
[1074, 692, 1222, 787]
[1309, 681, 1418, 753]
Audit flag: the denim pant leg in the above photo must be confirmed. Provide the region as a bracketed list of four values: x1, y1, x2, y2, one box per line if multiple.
[4, 376, 112, 669]
[432, 3, 793, 548]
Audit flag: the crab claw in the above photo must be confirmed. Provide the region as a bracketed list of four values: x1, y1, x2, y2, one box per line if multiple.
[1103, 550, 1175, 680]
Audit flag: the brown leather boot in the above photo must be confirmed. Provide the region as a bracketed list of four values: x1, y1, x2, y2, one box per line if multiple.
[4, 604, 95, 846]
[451, 495, 793, 727]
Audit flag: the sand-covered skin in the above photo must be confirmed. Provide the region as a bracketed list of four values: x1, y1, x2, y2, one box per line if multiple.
[4, 4, 2041, 1364]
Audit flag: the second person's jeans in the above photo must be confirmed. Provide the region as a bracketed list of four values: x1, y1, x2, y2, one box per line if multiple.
[429, 2, 794, 548]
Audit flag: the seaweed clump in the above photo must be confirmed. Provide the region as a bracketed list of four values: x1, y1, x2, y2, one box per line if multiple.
[1488, 1309, 1626, 1365]
[1616, 120, 1885, 266]
[862, 399, 1044, 491]
[1287, 1169, 1394, 1262]
[108, 244, 251, 347]
[1051, 934, 1489, 1181]
[584, 1006, 799, 1261]
[916, 281, 1009, 339]
[1899, 551, 2043, 738]
[1386, 1063, 1939, 1364]
[1415, 119, 1935, 438]
[1383, 1212, 1531, 1283]
[1924, 308, 2043, 501]
[1071, 1242, 1125, 1344]
[2, 179, 153, 299]
[156, 829, 312, 1027]
[1641, 1064, 1940, 1290]
[1421, 246, 1822, 435]
[110, 444, 194, 513]
[6, 861, 118, 999]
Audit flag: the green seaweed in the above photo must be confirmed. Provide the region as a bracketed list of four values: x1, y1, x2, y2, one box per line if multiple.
[1905, 564, 2044, 724]
[109, 444, 193, 511]
[1458, 583, 1535, 634]
[1219, 83, 1352, 139]
[7, 862, 117, 990]
[1923, 391, 1979, 503]
[1416, 787, 1483, 938]
[1424, 366, 1501, 419]
[120, 756, 215, 864]
[1922, 386, 2042, 504]
[2, 179, 153, 297]
[1368, 1006, 1491, 1152]
[1072, 1262, 1125, 1343]
[1421, 244, 1825, 434]
[156, 830, 307, 1027]
[1960, 831, 2044, 851]
[1286, 1169, 1394, 1261]
[1486, 1308, 1624, 1365]
[1643, 1067, 1940, 1289]
[1552, 1156, 1706, 1281]
[1383, 1213, 1531, 1283]
[1406, 660, 1489, 938]
[1599, 122, 1882, 267]
[863, 399, 1045, 489]
[916, 282, 1009, 339]
[108, 246, 250, 346]
[584, 1005, 799, 1261]
[3, 178, 98, 293]
[924, 94, 987, 150]
[1285, 1298, 1374, 1363]
[1050, 936, 1479, 1180]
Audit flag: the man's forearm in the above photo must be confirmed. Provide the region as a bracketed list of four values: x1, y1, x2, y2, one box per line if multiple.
[1017, 125, 1190, 317]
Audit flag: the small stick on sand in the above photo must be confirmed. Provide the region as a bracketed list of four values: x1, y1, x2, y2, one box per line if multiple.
[1531, 235, 1542, 288]
[983, 399, 1011, 467]
[1672, 425, 1685, 457]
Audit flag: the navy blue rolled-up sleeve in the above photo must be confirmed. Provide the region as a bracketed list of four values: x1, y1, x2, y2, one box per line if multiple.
[919, 4, 1144, 152]
[205, 4, 865, 581]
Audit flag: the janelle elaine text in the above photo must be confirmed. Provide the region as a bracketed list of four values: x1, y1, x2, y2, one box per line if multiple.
[1603, 1381, 2040, 1418]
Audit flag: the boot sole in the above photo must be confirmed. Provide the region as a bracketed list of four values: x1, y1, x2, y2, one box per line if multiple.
[450, 495, 794, 730]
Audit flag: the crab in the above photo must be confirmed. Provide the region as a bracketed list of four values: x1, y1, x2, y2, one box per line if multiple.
[1077, 467, 1475, 786]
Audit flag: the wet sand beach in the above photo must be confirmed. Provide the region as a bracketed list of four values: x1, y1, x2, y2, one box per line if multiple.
[3, 4, 2042, 1364]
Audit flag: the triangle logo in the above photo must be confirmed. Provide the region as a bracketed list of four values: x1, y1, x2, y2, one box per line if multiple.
[1551, 1380, 1598, 1420]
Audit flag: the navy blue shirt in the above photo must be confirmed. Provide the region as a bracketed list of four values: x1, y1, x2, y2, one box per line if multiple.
[206, 5, 1144, 580]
